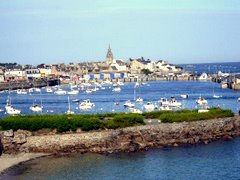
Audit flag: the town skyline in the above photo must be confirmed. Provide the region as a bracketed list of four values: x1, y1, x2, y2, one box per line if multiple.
[1, 0, 240, 65]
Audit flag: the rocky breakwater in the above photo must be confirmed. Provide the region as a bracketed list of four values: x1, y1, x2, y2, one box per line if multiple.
[1, 116, 240, 154]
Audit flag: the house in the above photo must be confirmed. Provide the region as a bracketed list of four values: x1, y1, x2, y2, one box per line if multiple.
[4, 69, 26, 80]
[129, 58, 151, 74]
[25, 68, 41, 79]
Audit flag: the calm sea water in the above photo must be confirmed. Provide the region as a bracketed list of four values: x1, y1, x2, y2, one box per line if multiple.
[179, 61, 240, 74]
[2, 138, 240, 180]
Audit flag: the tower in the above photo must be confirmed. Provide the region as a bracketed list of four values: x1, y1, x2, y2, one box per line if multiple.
[105, 44, 113, 65]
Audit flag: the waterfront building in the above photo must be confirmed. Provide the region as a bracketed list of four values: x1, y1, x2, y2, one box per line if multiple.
[4, 69, 26, 80]
[25, 69, 41, 79]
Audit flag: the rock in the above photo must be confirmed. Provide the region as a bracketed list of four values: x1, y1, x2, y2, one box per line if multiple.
[3, 129, 13, 137]
[13, 134, 27, 144]
[0, 138, 3, 156]
[223, 135, 233, 141]
[14, 129, 32, 137]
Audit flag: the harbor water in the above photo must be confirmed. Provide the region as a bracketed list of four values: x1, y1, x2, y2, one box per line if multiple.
[0, 80, 239, 118]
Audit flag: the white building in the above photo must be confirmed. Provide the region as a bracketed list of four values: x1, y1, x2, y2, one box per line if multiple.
[4, 69, 26, 80]
[25, 69, 41, 79]
[110, 59, 127, 72]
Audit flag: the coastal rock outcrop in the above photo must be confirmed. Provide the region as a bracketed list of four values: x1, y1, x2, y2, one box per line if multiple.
[1, 116, 240, 154]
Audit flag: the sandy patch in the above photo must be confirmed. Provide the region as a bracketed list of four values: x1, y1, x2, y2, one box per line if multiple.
[0, 153, 49, 173]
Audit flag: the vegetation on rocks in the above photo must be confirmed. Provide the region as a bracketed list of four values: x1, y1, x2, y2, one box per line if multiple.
[0, 108, 234, 133]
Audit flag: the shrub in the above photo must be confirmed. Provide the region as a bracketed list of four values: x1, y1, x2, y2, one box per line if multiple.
[113, 114, 144, 126]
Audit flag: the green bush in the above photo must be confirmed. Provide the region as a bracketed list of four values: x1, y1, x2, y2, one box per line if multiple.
[0, 108, 234, 132]
[113, 114, 144, 127]
[159, 108, 234, 123]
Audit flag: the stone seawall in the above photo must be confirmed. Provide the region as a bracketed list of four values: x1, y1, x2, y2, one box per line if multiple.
[1, 116, 240, 154]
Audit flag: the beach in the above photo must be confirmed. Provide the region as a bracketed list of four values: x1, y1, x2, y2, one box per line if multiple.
[0, 153, 48, 174]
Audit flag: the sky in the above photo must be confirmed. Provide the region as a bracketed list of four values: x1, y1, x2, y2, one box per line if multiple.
[0, 0, 240, 65]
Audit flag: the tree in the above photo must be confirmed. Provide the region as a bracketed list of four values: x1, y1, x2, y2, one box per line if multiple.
[141, 69, 152, 75]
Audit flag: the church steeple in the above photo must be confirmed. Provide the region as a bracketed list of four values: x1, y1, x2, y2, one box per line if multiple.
[106, 44, 113, 65]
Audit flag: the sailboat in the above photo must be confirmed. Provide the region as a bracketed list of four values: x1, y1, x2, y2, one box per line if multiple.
[212, 85, 222, 99]
[5, 96, 21, 115]
[30, 92, 43, 112]
[65, 96, 74, 114]
[134, 82, 143, 103]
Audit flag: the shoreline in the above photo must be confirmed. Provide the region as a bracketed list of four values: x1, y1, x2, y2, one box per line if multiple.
[0, 152, 50, 174]
[1, 116, 240, 173]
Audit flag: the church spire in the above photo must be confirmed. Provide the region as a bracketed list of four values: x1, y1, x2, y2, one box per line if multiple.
[106, 44, 113, 65]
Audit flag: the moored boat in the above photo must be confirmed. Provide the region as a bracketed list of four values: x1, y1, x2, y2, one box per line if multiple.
[136, 97, 143, 103]
[123, 100, 135, 108]
[180, 94, 188, 99]
[79, 99, 95, 110]
[196, 97, 208, 105]
[143, 102, 155, 112]
[30, 104, 42, 112]
[169, 97, 182, 107]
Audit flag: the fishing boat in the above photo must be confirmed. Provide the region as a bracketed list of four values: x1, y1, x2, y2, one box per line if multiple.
[238, 97, 240, 102]
[168, 97, 182, 107]
[79, 99, 95, 110]
[159, 98, 170, 106]
[143, 102, 155, 112]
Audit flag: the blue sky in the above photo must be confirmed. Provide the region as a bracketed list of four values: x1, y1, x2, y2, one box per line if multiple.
[0, 0, 240, 65]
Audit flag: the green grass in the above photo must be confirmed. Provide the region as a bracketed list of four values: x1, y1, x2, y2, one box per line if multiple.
[0, 108, 234, 133]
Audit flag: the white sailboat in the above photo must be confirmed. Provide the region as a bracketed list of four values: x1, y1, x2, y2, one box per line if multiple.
[123, 100, 135, 108]
[30, 93, 43, 112]
[212, 85, 222, 99]
[65, 96, 75, 114]
[5, 97, 21, 115]
[134, 83, 143, 103]
[196, 96, 208, 105]
[30, 104, 42, 112]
